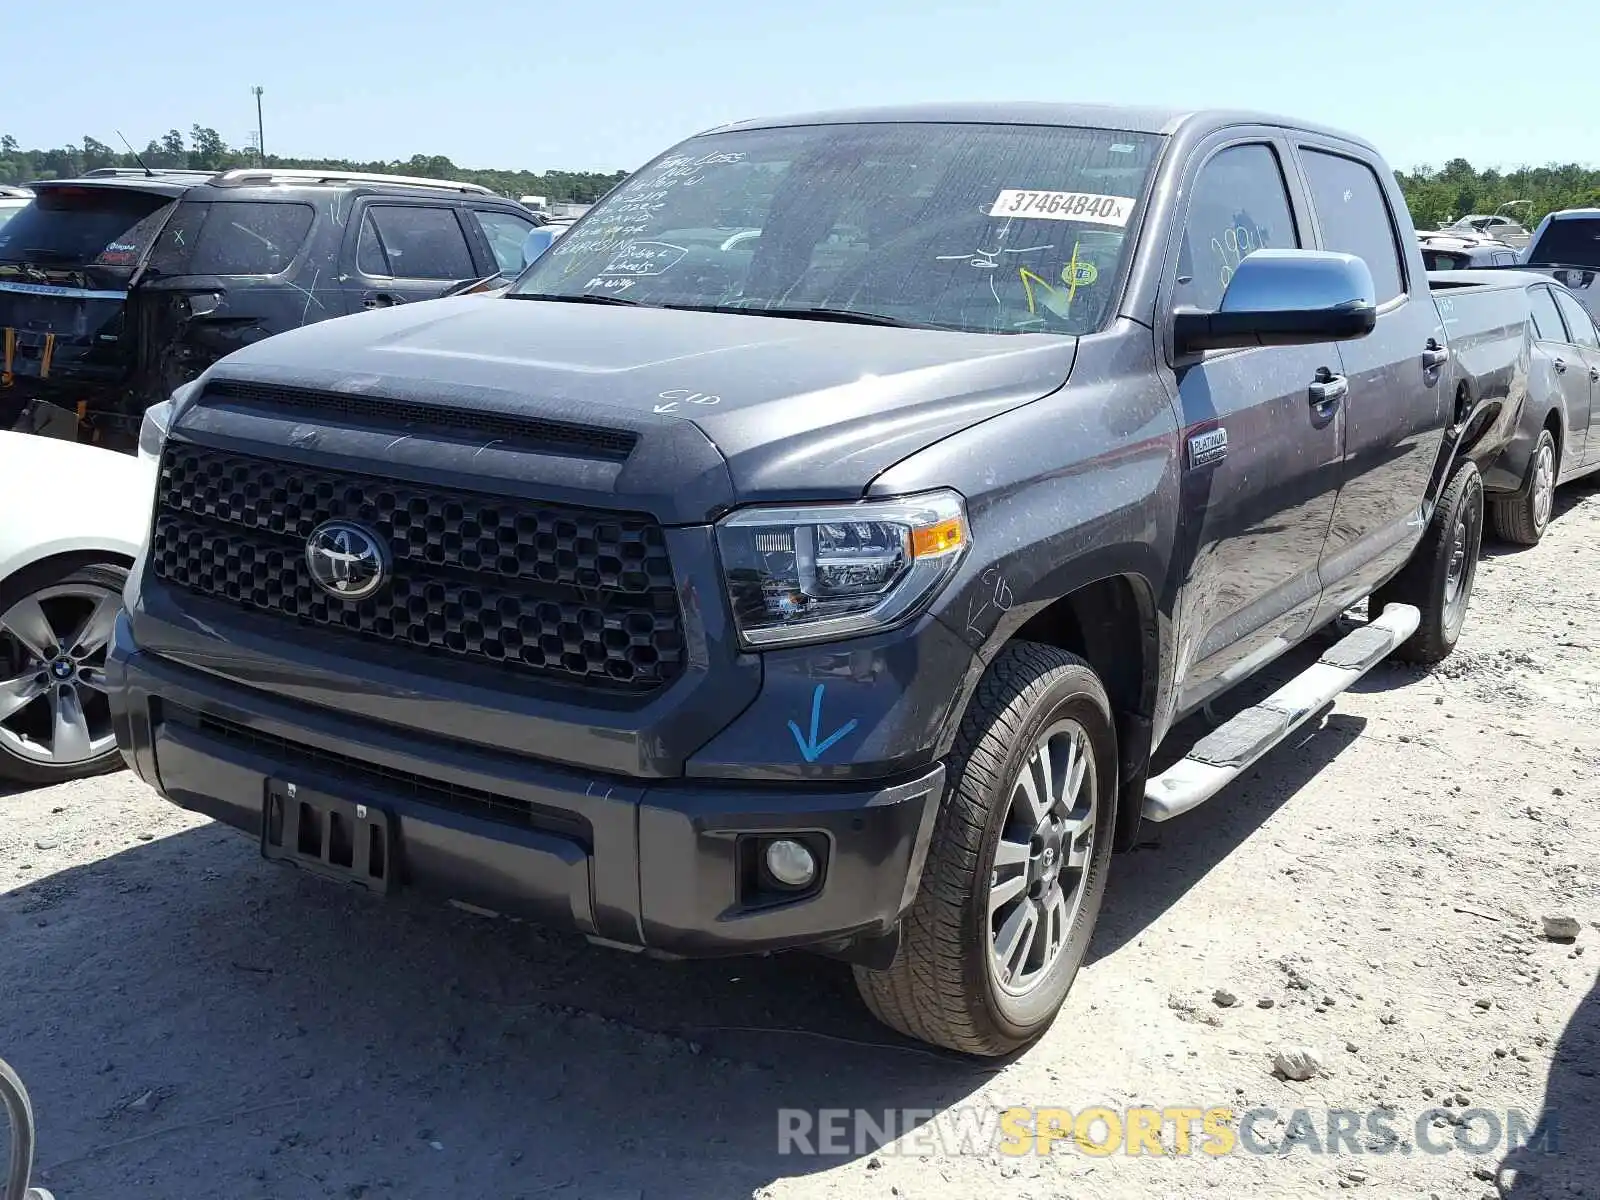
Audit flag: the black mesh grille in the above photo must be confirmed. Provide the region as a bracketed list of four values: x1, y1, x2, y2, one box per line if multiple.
[151, 443, 684, 692]
[168, 704, 589, 841]
[201, 379, 638, 461]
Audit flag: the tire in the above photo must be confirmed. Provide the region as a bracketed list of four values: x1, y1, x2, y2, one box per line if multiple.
[0, 559, 129, 787]
[853, 641, 1117, 1056]
[1369, 460, 1484, 666]
[1489, 428, 1557, 546]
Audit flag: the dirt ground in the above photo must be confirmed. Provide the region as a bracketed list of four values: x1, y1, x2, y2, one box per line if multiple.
[3, 477, 1598, 1200]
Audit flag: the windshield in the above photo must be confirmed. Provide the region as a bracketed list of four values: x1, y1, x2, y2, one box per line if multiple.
[512, 122, 1162, 335]
[1527, 216, 1600, 268]
[0, 186, 173, 270]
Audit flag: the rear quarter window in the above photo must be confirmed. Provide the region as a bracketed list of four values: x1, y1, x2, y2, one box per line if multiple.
[149, 201, 315, 275]
[1527, 285, 1567, 342]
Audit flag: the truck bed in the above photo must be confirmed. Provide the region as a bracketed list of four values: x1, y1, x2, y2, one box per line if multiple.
[1427, 270, 1540, 471]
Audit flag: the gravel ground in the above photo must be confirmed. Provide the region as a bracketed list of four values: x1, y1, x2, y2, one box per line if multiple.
[3, 478, 1598, 1200]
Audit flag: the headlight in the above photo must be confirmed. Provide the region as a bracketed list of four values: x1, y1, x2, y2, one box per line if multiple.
[137, 381, 199, 461]
[137, 399, 173, 461]
[716, 489, 969, 648]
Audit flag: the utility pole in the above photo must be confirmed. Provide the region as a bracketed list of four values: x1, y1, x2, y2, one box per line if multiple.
[252, 86, 265, 165]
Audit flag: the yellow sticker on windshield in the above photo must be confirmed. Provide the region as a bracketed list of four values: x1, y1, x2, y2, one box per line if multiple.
[990, 190, 1135, 226]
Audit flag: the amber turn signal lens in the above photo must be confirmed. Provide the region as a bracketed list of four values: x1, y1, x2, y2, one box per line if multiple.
[912, 516, 966, 558]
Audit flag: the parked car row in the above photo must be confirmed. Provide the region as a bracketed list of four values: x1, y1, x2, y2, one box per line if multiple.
[0, 168, 562, 447]
[1424, 206, 1600, 326]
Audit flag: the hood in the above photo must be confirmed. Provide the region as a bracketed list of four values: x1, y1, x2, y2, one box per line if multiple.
[0, 432, 157, 579]
[188, 295, 1079, 521]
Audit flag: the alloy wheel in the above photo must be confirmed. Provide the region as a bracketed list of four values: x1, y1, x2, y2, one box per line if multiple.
[987, 717, 1097, 997]
[0, 583, 121, 767]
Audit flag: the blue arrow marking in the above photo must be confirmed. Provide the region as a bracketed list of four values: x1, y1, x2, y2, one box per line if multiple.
[788, 684, 860, 763]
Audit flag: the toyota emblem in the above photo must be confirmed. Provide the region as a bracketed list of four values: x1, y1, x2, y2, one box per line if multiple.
[305, 520, 389, 601]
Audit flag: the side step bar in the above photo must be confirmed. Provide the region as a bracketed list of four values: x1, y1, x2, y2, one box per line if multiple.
[1143, 603, 1421, 823]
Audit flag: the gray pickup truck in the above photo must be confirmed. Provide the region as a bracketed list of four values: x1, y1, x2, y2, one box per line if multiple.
[105, 104, 1531, 1056]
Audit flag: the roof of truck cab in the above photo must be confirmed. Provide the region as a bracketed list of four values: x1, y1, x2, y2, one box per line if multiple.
[707, 103, 1373, 146]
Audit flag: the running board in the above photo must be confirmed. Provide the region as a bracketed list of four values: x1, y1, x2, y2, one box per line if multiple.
[1143, 603, 1421, 823]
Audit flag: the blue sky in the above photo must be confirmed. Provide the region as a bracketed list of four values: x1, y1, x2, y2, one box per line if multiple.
[4, 0, 1591, 174]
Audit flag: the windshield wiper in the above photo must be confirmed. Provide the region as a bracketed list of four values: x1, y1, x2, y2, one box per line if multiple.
[662, 302, 918, 328]
[508, 292, 640, 306]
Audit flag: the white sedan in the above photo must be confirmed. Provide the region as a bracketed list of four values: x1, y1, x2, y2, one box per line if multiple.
[0, 432, 156, 785]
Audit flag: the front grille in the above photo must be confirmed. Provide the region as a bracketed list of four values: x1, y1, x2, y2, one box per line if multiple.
[201, 379, 638, 461]
[151, 443, 684, 691]
[169, 704, 589, 841]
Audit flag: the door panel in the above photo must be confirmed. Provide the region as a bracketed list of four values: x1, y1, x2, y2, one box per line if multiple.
[1550, 289, 1600, 468]
[1528, 286, 1590, 475]
[1171, 344, 1345, 713]
[1158, 139, 1342, 714]
[1296, 145, 1446, 618]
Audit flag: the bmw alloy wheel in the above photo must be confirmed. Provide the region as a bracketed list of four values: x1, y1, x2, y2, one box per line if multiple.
[0, 582, 121, 769]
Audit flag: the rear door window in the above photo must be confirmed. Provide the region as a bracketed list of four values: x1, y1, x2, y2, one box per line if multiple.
[1553, 289, 1600, 349]
[358, 205, 475, 280]
[1300, 149, 1406, 304]
[472, 209, 538, 275]
[191, 202, 314, 274]
[0, 186, 173, 269]
[1528, 286, 1568, 343]
[1527, 217, 1600, 267]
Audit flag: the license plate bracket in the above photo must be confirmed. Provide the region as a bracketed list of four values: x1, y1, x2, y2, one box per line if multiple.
[262, 781, 395, 894]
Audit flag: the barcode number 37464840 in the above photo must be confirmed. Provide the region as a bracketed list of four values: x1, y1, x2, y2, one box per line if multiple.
[988, 190, 1135, 226]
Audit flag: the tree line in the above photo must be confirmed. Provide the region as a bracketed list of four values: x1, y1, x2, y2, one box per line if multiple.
[4, 127, 1600, 230]
[0, 126, 628, 205]
[1396, 158, 1600, 231]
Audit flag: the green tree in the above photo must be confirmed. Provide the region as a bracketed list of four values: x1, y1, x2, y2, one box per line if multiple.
[188, 126, 228, 170]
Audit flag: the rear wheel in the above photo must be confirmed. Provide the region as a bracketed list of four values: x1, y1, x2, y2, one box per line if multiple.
[1370, 459, 1484, 665]
[853, 642, 1117, 1056]
[1489, 428, 1557, 546]
[0, 561, 128, 787]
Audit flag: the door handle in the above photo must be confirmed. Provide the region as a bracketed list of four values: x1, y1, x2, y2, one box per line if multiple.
[1308, 369, 1348, 413]
[1554, 357, 1568, 374]
[363, 292, 404, 310]
[1422, 339, 1450, 370]
[1590, 366, 1599, 383]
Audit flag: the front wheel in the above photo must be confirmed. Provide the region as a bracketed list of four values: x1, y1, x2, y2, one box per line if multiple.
[0, 560, 129, 787]
[853, 642, 1117, 1056]
[1370, 459, 1484, 665]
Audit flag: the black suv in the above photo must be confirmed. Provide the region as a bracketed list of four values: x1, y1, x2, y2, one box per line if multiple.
[0, 167, 542, 446]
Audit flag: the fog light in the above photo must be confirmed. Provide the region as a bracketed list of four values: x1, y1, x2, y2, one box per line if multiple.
[763, 838, 817, 889]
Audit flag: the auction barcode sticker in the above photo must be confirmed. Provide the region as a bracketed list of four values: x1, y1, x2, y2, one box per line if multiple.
[989, 190, 1136, 225]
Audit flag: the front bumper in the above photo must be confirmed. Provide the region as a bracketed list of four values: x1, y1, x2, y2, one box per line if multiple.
[107, 616, 945, 961]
